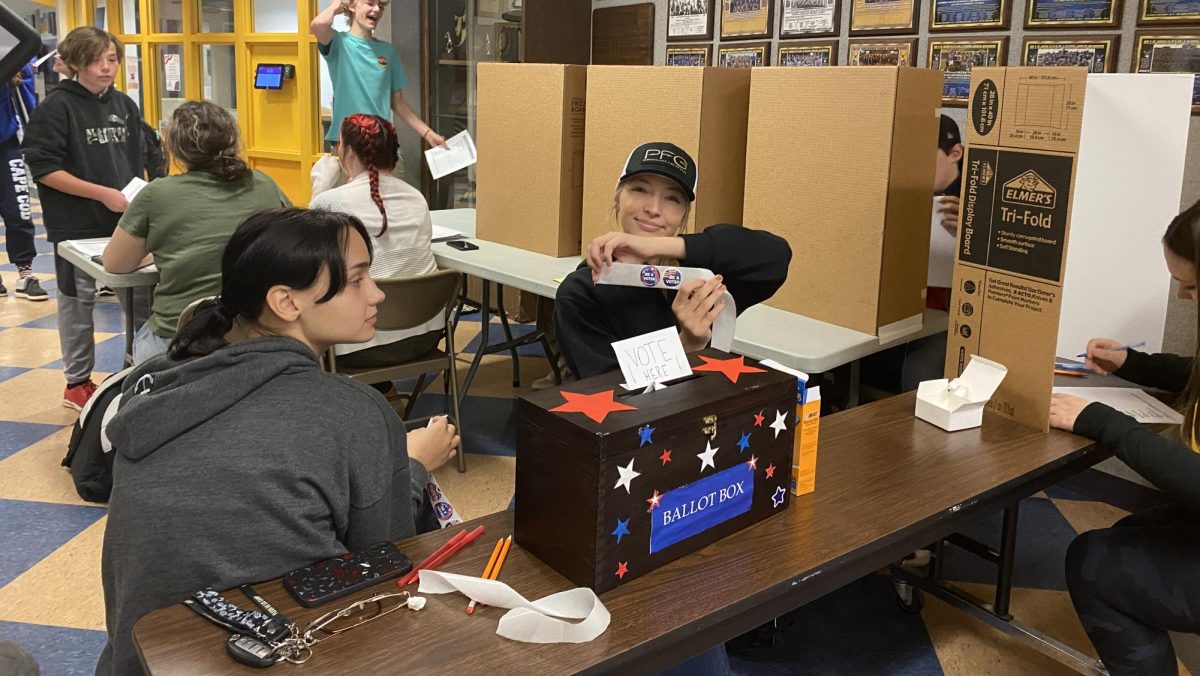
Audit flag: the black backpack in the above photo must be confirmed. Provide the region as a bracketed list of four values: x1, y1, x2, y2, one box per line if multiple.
[61, 368, 133, 503]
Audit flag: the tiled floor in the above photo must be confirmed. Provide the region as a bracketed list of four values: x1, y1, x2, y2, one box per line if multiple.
[0, 201, 1186, 675]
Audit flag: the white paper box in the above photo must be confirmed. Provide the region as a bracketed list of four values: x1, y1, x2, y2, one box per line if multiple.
[915, 355, 1008, 432]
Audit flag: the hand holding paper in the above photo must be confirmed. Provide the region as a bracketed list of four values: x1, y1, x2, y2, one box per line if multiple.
[596, 263, 738, 352]
[424, 130, 477, 180]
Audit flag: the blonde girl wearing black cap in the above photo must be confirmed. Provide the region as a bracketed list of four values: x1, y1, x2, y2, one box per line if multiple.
[554, 141, 792, 379]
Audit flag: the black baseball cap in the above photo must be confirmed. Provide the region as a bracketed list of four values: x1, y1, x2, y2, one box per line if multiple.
[619, 142, 698, 202]
[938, 114, 962, 153]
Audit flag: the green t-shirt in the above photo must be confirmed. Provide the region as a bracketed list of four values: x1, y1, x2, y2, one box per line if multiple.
[319, 31, 409, 142]
[118, 170, 290, 337]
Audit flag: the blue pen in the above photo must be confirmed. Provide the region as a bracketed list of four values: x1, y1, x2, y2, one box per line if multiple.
[1076, 341, 1146, 359]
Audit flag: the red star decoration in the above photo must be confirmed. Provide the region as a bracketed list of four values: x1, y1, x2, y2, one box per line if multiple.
[550, 390, 637, 424]
[754, 410, 765, 427]
[693, 355, 766, 383]
[659, 449, 672, 465]
[765, 463, 776, 478]
[646, 490, 662, 512]
[616, 561, 629, 579]
[748, 454, 758, 470]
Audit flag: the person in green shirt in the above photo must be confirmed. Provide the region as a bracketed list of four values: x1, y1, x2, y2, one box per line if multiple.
[102, 100, 291, 364]
[311, 0, 447, 148]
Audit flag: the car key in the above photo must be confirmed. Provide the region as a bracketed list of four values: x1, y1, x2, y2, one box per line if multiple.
[226, 634, 278, 669]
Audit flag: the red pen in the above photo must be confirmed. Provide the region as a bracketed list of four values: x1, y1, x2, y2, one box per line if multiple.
[397, 524, 485, 587]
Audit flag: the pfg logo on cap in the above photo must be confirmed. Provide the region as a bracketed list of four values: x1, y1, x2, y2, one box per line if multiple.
[663, 268, 682, 288]
[640, 265, 660, 287]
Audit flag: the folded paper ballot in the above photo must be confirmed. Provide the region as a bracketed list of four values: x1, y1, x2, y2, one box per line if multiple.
[418, 570, 610, 643]
[915, 355, 1008, 431]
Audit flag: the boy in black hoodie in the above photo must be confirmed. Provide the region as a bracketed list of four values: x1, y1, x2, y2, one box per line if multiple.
[23, 27, 148, 411]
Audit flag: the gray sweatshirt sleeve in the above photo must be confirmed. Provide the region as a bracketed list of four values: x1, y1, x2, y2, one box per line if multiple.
[344, 400, 421, 549]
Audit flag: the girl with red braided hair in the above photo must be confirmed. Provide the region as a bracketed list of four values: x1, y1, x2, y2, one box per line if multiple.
[310, 113, 439, 368]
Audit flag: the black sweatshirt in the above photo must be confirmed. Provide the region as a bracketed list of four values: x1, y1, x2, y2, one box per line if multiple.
[22, 80, 144, 242]
[1073, 349, 1199, 511]
[555, 223, 792, 379]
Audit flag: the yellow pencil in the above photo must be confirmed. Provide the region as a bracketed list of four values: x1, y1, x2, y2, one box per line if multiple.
[490, 536, 513, 580]
[467, 538, 505, 615]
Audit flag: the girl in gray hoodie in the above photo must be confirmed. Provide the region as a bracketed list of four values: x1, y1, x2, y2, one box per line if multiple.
[96, 208, 459, 675]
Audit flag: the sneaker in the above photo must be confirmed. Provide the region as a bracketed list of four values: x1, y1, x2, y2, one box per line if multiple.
[14, 276, 48, 301]
[63, 380, 98, 411]
[96, 284, 115, 297]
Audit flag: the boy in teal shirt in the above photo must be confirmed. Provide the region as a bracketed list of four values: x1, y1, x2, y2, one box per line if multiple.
[311, 0, 447, 148]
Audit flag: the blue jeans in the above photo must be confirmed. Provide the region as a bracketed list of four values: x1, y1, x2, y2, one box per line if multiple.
[132, 323, 172, 365]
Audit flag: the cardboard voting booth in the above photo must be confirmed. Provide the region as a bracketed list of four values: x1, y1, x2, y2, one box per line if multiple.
[742, 67, 943, 338]
[476, 64, 587, 257]
[944, 68, 1191, 431]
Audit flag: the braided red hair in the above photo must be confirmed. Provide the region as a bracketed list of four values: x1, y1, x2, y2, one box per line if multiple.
[340, 114, 400, 236]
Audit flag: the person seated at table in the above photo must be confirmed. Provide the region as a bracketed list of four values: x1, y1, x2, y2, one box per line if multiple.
[102, 100, 290, 364]
[554, 141, 792, 379]
[95, 208, 459, 676]
[309, 113, 440, 369]
[1051, 198, 1200, 676]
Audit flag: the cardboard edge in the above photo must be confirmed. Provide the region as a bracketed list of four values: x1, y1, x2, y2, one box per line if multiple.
[696, 68, 751, 232]
[877, 67, 942, 330]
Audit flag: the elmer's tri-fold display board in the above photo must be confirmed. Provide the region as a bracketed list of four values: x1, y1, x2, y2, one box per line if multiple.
[944, 67, 1191, 431]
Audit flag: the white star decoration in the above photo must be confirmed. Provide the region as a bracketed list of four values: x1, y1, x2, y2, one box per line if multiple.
[770, 409, 788, 439]
[614, 458, 640, 494]
[697, 441, 719, 472]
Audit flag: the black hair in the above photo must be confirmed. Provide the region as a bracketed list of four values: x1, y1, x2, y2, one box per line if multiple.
[169, 207, 373, 360]
[1161, 199, 1200, 438]
[938, 114, 962, 154]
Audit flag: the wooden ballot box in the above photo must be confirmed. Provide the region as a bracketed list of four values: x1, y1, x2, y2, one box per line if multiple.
[515, 350, 796, 593]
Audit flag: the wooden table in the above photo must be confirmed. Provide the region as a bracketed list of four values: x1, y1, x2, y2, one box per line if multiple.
[133, 393, 1108, 674]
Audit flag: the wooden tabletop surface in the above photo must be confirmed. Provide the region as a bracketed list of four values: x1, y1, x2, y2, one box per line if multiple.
[133, 393, 1106, 675]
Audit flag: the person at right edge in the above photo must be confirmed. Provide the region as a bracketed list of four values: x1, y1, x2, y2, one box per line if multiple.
[1050, 199, 1200, 675]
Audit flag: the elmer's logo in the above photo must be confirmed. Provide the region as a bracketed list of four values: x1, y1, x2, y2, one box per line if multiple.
[979, 161, 994, 186]
[662, 268, 682, 288]
[376, 55, 389, 68]
[1002, 170, 1056, 209]
[640, 265, 660, 287]
[643, 148, 689, 172]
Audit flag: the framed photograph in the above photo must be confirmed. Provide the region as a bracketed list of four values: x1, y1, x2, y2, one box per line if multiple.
[717, 41, 771, 67]
[668, 0, 715, 41]
[1022, 35, 1119, 71]
[496, 22, 521, 62]
[928, 38, 1007, 105]
[1133, 31, 1200, 111]
[929, 0, 1011, 30]
[721, 0, 774, 40]
[778, 40, 839, 65]
[779, 0, 840, 38]
[475, 0, 505, 18]
[847, 38, 918, 65]
[1139, 0, 1200, 24]
[1024, 0, 1121, 28]
[666, 44, 714, 66]
[849, 0, 919, 34]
